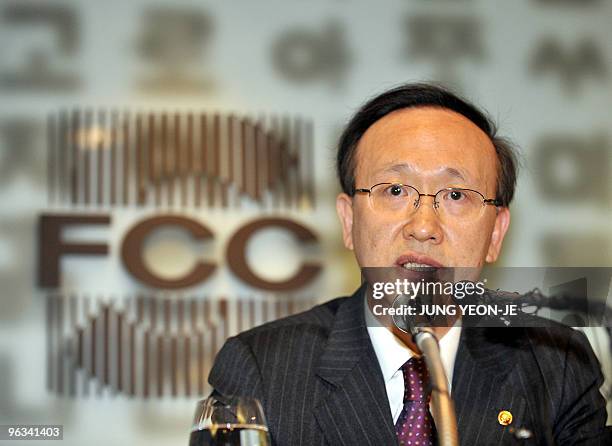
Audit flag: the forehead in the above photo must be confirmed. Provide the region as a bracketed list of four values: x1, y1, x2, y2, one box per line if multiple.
[354, 107, 498, 190]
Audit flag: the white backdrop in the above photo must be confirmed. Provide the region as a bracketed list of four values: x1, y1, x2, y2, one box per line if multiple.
[0, 0, 611, 444]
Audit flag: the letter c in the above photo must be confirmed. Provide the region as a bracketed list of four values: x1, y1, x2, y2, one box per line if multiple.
[226, 218, 321, 291]
[121, 216, 216, 289]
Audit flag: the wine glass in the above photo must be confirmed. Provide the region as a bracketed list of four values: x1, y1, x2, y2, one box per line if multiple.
[189, 396, 271, 446]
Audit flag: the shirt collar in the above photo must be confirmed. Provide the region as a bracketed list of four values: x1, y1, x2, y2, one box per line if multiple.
[364, 298, 461, 388]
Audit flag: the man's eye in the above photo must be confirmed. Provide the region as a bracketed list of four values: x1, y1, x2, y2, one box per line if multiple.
[388, 184, 404, 196]
[449, 190, 464, 200]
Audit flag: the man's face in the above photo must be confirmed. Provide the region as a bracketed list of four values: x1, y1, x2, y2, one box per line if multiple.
[336, 107, 511, 269]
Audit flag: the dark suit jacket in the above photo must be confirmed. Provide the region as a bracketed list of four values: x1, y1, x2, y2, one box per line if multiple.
[208, 287, 608, 445]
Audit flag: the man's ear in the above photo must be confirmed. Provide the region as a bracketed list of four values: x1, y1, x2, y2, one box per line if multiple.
[486, 207, 510, 263]
[336, 193, 354, 250]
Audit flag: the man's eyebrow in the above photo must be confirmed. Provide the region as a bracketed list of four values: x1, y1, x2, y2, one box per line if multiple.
[377, 163, 467, 182]
[443, 167, 467, 182]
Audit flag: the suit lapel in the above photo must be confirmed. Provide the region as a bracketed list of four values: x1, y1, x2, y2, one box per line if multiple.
[452, 327, 528, 445]
[313, 287, 397, 446]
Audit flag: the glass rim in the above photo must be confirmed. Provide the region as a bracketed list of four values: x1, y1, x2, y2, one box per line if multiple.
[354, 182, 501, 214]
[191, 396, 268, 433]
[364, 192, 494, 221]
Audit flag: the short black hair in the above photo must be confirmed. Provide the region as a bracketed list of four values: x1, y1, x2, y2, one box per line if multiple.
[336, 82, 519, 207]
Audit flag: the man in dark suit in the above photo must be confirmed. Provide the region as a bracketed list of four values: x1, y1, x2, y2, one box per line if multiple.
[209, 84, 608, 445]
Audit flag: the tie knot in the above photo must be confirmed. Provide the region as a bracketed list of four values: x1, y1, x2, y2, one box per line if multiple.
[401, 356, 430, 402]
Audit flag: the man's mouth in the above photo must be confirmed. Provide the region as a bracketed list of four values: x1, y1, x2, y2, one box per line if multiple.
[400, 262, 439, 272]
[395, 254, 443, 272]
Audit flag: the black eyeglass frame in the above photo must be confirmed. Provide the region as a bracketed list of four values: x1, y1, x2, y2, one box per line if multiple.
[353, 182, 502, 208]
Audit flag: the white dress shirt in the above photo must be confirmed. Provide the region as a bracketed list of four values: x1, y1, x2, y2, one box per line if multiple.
[365, 302, 462, 424]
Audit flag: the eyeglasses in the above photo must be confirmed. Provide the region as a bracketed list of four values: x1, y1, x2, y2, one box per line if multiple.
[354, 183, 501, 220]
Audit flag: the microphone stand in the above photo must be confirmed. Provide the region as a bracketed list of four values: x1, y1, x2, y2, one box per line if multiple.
[410, 326, 459, 446]
[392, 291, 460, 446]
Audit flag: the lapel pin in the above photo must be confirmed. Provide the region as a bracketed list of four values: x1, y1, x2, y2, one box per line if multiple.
[498, 410, 513, 426]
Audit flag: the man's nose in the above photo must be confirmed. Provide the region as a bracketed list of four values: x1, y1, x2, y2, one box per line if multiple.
[401, 195, 443, 243]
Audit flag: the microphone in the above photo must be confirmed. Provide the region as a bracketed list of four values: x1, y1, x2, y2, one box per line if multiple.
[388, 293, 459, 446]
[409, 326, 459, 446]
[477, 287, 612, 336]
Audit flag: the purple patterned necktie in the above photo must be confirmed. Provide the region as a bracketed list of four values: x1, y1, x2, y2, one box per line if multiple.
[395, 356, 436, 446]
